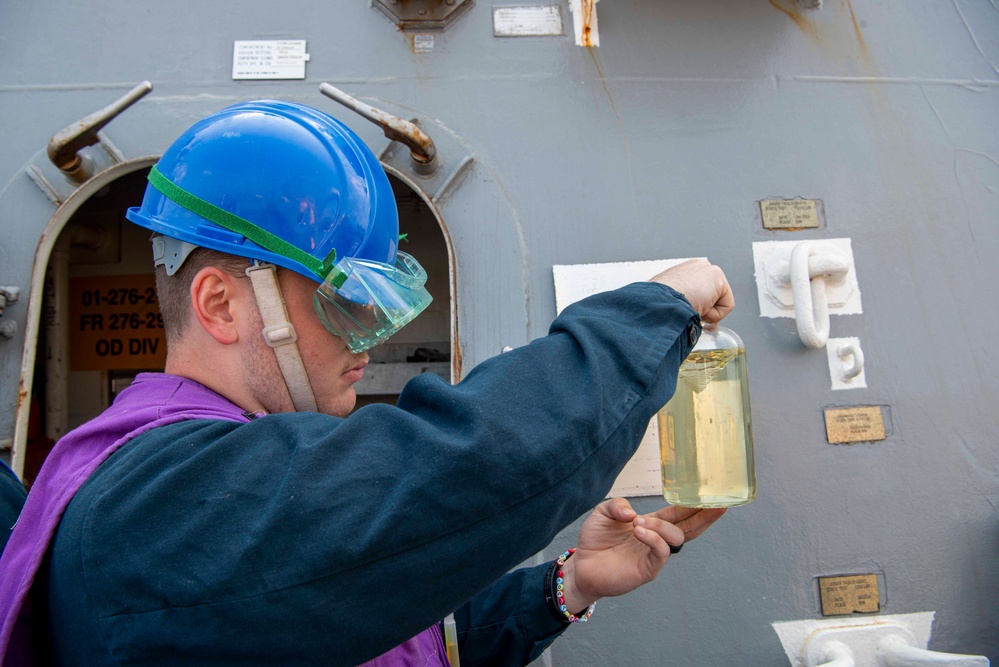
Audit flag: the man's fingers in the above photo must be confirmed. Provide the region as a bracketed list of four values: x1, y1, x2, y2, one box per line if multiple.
[653, 505, 701, 523]
[702, 280, 735, 324]
[633, 516, 684, 560]
[674, 508, 727, 540]
[599, 497, 638, 523]
[650, 259, 734, 323]
[647, 506, 727, 541]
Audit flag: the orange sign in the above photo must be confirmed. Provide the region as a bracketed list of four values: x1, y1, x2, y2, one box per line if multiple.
[69, 274, 167, 371]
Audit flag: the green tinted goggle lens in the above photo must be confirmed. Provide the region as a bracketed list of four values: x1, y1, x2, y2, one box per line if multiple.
[313, 251, 432, 353]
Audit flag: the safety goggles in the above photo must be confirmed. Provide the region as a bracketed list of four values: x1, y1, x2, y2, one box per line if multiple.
[314, 251, 433, 353]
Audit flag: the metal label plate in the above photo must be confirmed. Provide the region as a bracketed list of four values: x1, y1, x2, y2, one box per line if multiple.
[819, 574, 880, 615]
[760, 198, 821, 230]
[824, 406, 886, 444]
[493, 6, 563, 36]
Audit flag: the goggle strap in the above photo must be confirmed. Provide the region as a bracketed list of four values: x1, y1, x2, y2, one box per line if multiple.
[148, 166, 343, 283]
[245, 262, 319, 413]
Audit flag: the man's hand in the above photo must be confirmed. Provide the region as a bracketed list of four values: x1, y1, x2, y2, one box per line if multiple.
[651, 259, 734, 324]
[558, 498, 726, 612]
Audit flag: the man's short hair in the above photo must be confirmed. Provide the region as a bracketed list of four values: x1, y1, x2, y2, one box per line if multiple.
[154, 242, 251, 343]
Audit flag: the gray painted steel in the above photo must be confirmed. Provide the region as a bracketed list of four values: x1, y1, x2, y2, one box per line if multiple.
[1, 1, 996, 664]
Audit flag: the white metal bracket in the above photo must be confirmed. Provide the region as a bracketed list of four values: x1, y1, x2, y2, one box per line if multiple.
[773, 613, 990, 667]
[827, 336, 866, 390]
[753, 239, 863, 348]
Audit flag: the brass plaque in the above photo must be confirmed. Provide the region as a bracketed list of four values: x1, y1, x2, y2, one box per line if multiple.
[760, 198, 821, 230]
[825, 406, 886, 444]
[819, 574, 880, 615]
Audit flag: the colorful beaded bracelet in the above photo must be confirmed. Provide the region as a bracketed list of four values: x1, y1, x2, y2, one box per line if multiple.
[554, 548, 596, 623]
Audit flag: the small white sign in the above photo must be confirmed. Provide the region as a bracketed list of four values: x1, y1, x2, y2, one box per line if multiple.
[232, 40, 310, 80]
[493, 6, 563, 37]
[413, 34, 435, 53]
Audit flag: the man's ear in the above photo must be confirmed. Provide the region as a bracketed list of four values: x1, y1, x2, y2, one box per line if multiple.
[189, 267, 248, 345]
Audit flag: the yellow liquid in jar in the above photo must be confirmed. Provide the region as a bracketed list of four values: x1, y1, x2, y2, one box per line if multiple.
[658, 347, 756, 508]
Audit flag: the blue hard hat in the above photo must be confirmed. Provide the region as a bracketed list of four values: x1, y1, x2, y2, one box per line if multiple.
[126, 100, 398, 282]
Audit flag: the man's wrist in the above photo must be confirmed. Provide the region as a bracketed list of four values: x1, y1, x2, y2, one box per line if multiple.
[557, 554, 596, 613]
[544, 549, 597, 624]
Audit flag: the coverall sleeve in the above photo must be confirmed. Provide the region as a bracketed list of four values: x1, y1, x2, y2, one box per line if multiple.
[452, 561, 570, 666]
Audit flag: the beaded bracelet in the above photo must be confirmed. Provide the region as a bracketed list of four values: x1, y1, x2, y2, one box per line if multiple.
[553, 548, 596, 623]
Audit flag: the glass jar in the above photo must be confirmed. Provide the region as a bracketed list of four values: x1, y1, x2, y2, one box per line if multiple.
[658, 324, 756, 508]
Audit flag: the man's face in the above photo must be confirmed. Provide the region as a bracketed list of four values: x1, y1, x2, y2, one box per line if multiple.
[273, 268, 370, 417]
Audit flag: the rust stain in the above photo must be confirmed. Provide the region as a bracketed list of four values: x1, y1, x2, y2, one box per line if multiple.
[769, 0, 819, 39]
[17, 376, 28, 412]
[588, 48, 611, 99]
[584, 46, 641, 237]
[449, 240, 462, 382]
[451, 336, 463, 383]
[580, 0, 596, 48]
[420, 193, 462, 383]
[771, 0, 877, 74]
[844, 0, 874, 69]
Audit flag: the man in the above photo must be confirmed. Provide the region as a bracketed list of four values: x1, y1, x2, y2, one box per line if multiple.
[0, 100, 733, 665]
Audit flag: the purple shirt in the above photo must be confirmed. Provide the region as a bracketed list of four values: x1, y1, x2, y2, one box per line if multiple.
[0, 373, 446, 666]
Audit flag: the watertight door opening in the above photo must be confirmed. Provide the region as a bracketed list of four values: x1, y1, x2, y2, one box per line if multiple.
[23, 168, 160, 487]
[351, 174, 455, 411]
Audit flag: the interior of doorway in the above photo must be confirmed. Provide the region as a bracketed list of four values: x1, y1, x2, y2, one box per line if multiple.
[352, 175, 452, 408]
[24, 170, 453, 486]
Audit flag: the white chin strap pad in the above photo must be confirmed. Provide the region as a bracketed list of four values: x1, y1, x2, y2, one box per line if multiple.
[245, 262, 319, 413]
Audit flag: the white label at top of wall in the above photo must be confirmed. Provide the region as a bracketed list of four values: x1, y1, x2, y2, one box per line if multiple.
[232, 40, 310, 80]
[493, 6, 563, 37]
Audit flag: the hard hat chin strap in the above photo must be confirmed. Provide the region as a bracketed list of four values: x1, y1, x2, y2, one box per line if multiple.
[245, 262, 319, 413]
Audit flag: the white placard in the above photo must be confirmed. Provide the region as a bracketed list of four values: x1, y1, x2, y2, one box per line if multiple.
[232, 40, 310, 80]
[493, 6, 563, 37]
[413, 34, 435, 53]
[553, 258, 702, 497]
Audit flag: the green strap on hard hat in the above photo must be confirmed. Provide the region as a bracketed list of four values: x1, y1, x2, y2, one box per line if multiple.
[147, 166, 345, 287]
